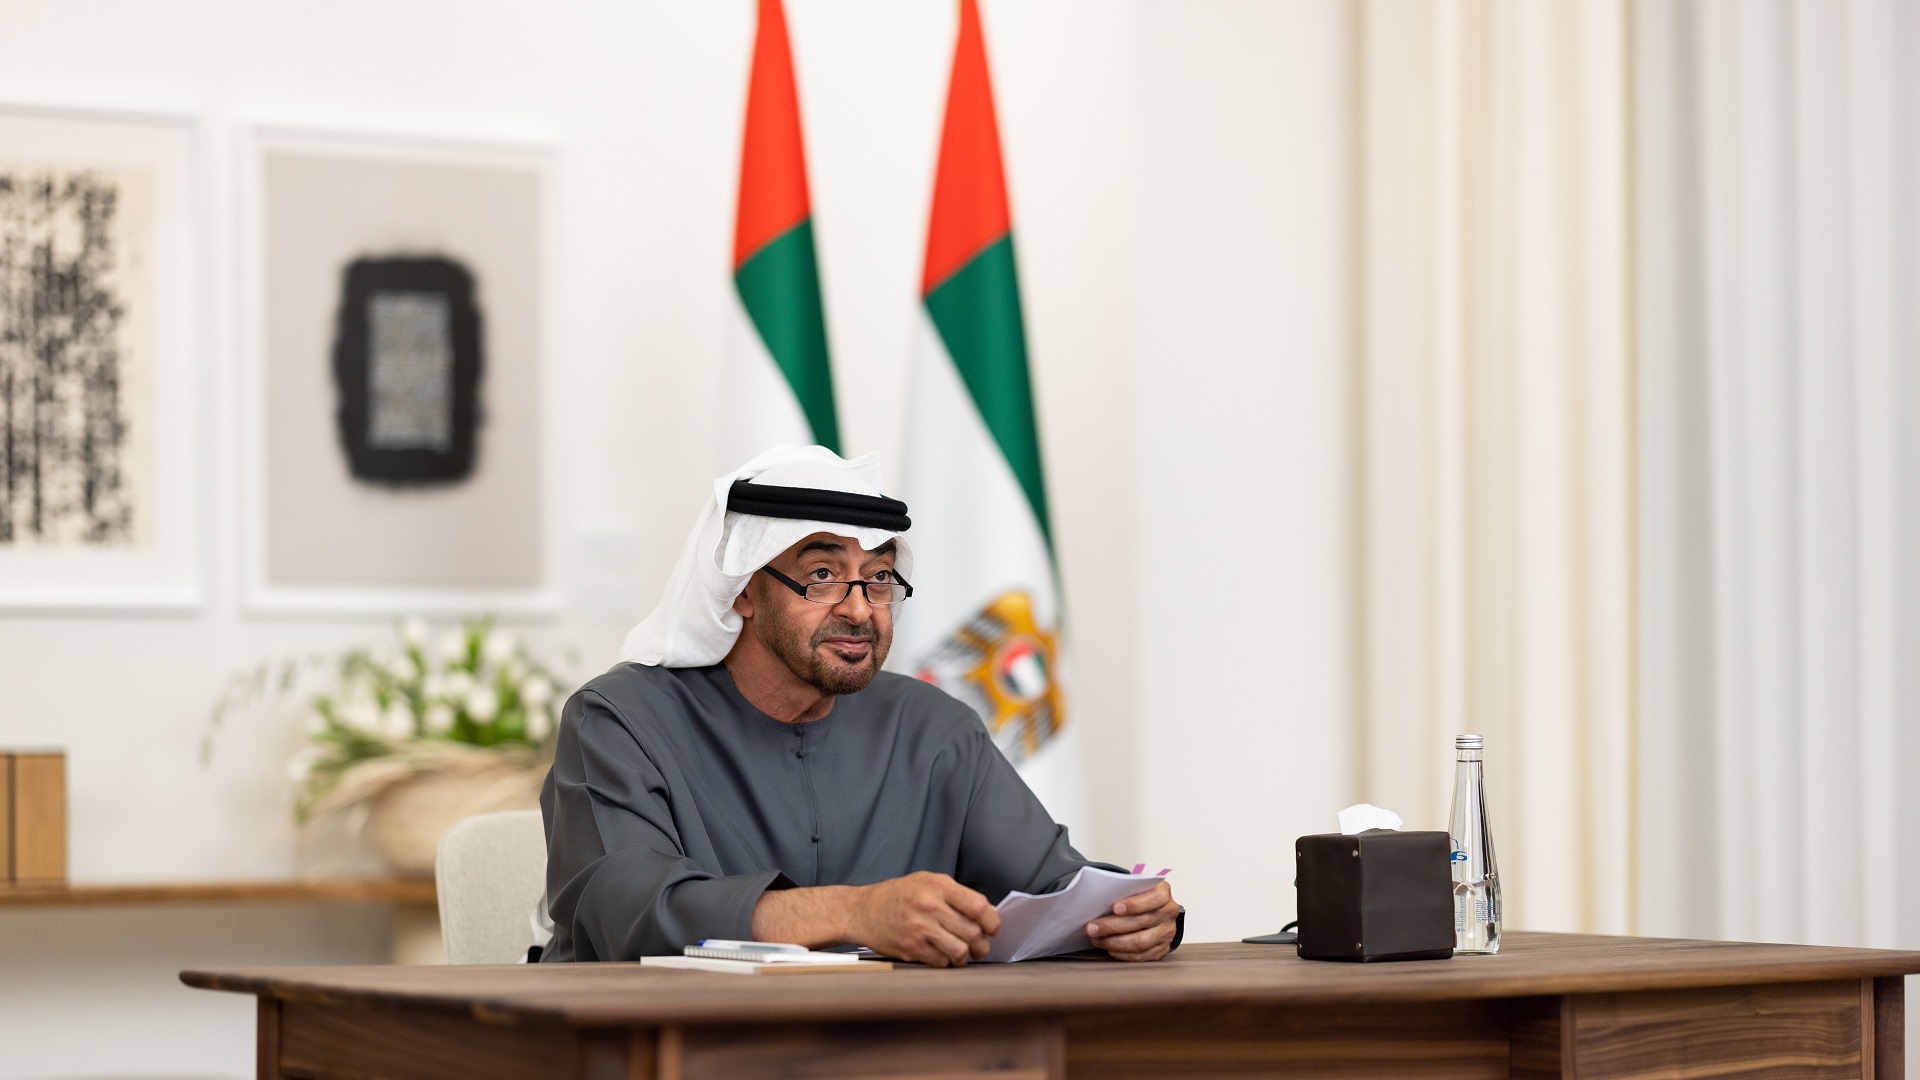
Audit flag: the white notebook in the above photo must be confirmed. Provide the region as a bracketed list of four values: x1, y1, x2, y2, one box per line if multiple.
[980, 866, 1168, 963]
[683, 944, 863, 964]
[640, 954, 890, 976]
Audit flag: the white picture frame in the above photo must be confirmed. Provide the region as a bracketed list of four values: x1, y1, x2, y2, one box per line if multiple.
[238, 123, 561, 617]
[0, 102, 206, 611]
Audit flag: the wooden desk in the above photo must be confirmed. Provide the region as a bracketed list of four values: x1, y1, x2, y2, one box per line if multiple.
[184, 931, 1920, 1079]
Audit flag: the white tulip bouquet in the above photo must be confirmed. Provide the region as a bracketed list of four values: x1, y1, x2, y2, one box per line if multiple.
[207, 618, 570, 823]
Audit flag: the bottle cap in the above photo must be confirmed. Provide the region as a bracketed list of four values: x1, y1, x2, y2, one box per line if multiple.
[1455, 733, 1484, 750]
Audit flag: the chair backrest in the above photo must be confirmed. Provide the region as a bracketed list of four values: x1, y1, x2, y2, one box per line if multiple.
[435, 809, 548, 964]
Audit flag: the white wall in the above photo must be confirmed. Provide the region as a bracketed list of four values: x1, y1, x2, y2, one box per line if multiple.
[0, 2, 1356, 1076]
[1131, 0, 1356, 943]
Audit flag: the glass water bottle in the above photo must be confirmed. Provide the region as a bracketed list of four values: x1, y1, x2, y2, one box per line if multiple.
[1448, 733, 1502, 954]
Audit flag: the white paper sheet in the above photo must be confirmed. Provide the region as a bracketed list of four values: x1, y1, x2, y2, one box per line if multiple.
[979, 866, 1168, 963]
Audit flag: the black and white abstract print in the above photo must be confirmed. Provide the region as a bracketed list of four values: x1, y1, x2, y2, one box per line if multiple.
[0, 168, 142, 547]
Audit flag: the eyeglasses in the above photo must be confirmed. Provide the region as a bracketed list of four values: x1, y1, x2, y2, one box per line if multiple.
[759, 565, 914, 606]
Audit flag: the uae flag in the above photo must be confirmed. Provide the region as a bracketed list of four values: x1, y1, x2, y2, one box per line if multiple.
[718, 0, 838, 468]
[897, 0, 1083, 827]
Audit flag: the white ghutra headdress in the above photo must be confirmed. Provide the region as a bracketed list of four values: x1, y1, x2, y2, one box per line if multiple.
[618, 445, 913, 667]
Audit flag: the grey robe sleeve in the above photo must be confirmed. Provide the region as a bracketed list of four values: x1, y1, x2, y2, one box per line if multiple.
[950, 726, 1123, 900]
[541, 691, 789, 961]
[950, 725, 1186, 954]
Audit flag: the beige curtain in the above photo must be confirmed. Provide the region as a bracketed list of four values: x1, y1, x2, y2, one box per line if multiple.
[1350, 0, 1635, 934]
[1635, 0, 1920, 958]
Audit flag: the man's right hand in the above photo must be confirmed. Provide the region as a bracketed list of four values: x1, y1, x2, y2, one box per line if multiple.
[851, 872, 1001, 967]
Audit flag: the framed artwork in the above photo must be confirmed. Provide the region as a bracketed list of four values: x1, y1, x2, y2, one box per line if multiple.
[239, 125, 558, 615]
[0, 103, 205, 611]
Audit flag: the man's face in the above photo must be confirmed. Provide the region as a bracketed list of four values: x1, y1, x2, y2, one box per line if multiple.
[743, 533, 897, 695]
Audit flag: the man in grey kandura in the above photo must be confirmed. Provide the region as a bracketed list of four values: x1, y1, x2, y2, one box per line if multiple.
[539, 445, 1181, 966]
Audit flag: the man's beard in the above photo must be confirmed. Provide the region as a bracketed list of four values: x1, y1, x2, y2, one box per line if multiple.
[757, 608, 891, 695]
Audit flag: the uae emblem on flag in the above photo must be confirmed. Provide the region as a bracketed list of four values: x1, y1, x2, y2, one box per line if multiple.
[896, 0, 1083, 824]
[913, 591, 1063, 766]
[717, 0, 838, 468]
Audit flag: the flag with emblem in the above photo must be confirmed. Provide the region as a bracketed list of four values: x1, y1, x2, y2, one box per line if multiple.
[895, 0, 1083, 828]
[717, 0, 838, 469]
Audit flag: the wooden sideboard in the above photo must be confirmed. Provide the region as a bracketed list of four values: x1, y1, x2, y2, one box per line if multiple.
[0, 878, 436, 909]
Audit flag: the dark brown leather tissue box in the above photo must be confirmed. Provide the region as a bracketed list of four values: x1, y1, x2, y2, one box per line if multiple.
[1295, 829, 1453, 962]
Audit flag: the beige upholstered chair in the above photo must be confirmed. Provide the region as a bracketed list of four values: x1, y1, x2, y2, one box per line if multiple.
[435, 809, 548, 964]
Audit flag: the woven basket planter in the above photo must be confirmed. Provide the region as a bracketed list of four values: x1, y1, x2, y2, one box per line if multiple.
[364, 761, 547, 877]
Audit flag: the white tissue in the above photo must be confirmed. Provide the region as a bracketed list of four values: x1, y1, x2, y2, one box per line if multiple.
[1337, 803, 1404, 834]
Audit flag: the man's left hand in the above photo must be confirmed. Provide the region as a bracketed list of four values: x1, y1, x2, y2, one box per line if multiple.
[1086, 880, 1179, 962]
